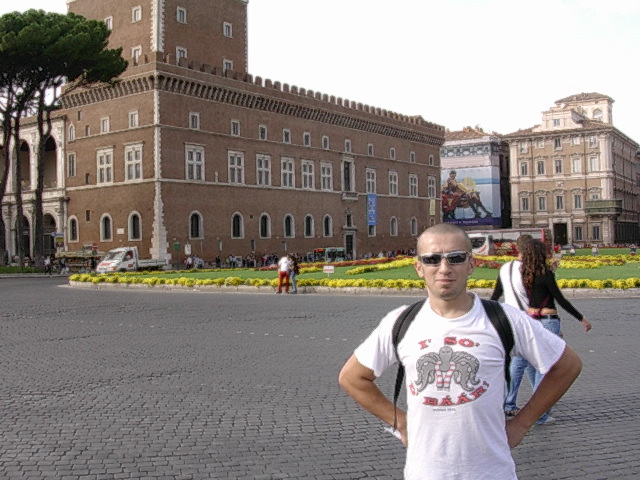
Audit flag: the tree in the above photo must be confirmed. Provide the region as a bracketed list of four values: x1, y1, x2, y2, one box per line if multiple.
[0, 10, 127, 264]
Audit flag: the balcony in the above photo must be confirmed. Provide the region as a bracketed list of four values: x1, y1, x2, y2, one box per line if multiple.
[585, 199, 622, 216]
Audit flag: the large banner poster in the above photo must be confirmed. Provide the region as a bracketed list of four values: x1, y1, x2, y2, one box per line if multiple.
[441, 167, 501, 227]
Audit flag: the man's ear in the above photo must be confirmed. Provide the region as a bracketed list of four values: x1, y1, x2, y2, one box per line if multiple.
[414, 258, 424, 278]
[467, 255, 475, 276]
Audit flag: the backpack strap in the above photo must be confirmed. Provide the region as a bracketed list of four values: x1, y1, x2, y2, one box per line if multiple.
[480, 299, 514, 384]
[391, 299, 426, 430]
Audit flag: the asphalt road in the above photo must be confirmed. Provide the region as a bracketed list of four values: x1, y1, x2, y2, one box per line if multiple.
[0, 277, 638, 479]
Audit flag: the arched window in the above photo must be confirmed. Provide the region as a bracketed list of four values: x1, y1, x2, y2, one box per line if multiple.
[68, 217, 78, 242]
[323, 215, 332, 237]
[411, 217, 418, 236]
[189, 212, 203, 239]
[68, 124, 75, 141]
[593, 108, 603, 121]
[284, 215, 294, 238]
[259, 213, 271, 238]
[390, 217, 398, 236]
[100, 214, 112, 241]
[304, 215, 314, 237]
[129, 212, 141, 241]
[231, 213, 243, 238]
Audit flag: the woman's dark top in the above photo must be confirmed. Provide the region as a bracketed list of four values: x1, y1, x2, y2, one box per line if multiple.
[528, 270, 583, 321]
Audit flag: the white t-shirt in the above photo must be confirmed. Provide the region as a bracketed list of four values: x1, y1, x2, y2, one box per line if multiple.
[278, 256, 291, 273]
[497, 260, 529, 310]
[354, 293, 566, 480]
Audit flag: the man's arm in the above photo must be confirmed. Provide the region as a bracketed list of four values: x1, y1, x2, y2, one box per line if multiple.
[338, 354, 407, 446]
[506, 345, 582, 447]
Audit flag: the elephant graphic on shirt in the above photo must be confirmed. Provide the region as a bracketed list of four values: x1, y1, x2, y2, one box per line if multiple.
[413, 346, 480, 393]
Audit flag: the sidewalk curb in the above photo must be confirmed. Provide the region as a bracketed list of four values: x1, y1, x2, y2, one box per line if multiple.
[66, 281, 640, 298]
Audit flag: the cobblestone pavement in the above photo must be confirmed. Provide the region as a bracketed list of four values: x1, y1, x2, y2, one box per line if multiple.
[0, 277, 638, 479]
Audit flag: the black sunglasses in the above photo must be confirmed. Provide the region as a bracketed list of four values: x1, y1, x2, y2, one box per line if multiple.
[418, 251, 470, 266]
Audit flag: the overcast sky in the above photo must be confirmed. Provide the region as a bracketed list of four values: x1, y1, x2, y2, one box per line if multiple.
[3, 0, 639, 140]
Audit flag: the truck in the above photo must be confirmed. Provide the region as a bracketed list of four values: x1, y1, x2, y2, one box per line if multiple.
[96, 246, 168, 273]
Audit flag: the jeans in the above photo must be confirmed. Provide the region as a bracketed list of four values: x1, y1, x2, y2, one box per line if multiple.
[533, 317, 561, 424]
[290, 271, 297, 293]
[504, 356, 536, 413]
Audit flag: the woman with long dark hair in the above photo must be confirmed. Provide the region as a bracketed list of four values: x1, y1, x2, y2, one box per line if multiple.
[521, 239, 592, 424]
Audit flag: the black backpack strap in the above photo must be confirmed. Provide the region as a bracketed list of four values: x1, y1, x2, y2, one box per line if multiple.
[391, 299, 426, 430]
[480, 299, 514, 384]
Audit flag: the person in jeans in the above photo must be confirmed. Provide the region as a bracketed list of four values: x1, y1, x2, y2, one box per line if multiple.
[288, 254, 300, 294]
[490, 234, 533, 417]
[520, 239, 592, 425]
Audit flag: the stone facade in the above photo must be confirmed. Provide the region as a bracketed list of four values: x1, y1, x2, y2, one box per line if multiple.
[504, 93, 640, 246]
[1, 0, 444, 263]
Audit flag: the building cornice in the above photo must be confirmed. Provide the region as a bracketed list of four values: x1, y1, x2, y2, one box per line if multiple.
[60, 68, 445, 147]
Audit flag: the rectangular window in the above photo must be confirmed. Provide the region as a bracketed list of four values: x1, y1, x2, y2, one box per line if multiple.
[223, 22, 233, 37]
[231, 120, 240, 136]
[553, 119, 560, 127]
[301, 160, 314, 189]
[589, 136, 597, 147]
[282, 129, 291, 144]
[228, 151, 244, 184]
[185, 145, 204, 181]
[176, 47, 187, 62]
[368, 225, 376, 237]
[554, 138, 561, 150]
[519, 141, 528, 153]
[303, 132, 311, 147]
[85, 210, 91, 222]
[575, 225, 583, 241]
[256, 154, 271, 186]
[536, 161, 545, 175]
[320, 163, 332, 191]
[536, 139, 544, 148]
[520, 161, 529, 176]
[259, 125, 267, 140]
[104, 16, 113, 30]
[177, 7, 187, 23]
[573, 194, 582, 209]
[67, 153, 76, 177]
[366, 168, 376, 194]
[410, 151, 416, 163]
[572, 136, 580, 145]
[344, 139, 351, 153]
[132, 6, 142, 22]
[189, 112, 200, 130]
[571, 157, 582, 173]
[367, 144, 374, 156]
[554, 159, 563, 174]
[129, 110, 139, 128]
[390, 148, 396, 160]
[322, 135, 329, 150]
[131, 46, 142, 65]
[427, 176, 436, 198]
[521, 197, 530, 211]
[125, 144, 143, 181]
[281, 158, 294, 187]
[97, 149, 113, 184]
[389, 171, 398, 196]
[100, 117, 110, 134]
[592, 225, 601, 240]
[223, 59, 233, 71]
[538, 196, 546, 211]
[589, 156, 599, 171]
[555, 195, 564, 210]
[590, 192, 600, 200]
[410, 175, 418, 197]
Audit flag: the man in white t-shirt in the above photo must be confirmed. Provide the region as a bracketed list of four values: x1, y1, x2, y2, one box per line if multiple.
[276, 255, 291, 294]
[338, 224, 583, 480]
